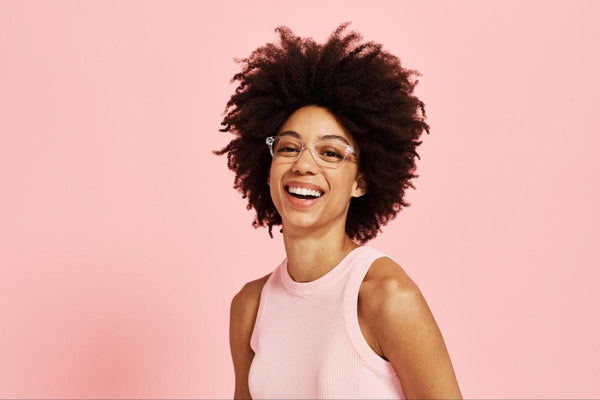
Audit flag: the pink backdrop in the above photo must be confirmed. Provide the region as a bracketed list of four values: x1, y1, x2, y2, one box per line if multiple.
[1, 0, 598, 398]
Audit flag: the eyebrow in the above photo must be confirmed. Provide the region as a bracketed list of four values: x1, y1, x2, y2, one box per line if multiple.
[278, 130, 351, 146]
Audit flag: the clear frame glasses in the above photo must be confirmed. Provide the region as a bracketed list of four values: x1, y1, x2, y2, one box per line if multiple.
[265, 135, 358, 169]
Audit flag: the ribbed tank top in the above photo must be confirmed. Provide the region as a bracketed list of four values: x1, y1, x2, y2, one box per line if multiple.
[248, 245, 406, 399]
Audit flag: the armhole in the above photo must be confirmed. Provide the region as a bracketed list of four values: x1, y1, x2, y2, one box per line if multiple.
[342, 251, 399, 377]
[249, 273, 272, 353]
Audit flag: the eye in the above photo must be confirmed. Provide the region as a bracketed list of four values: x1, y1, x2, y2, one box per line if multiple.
[274, 137, 302, 155]
[277, 146, 299, 153]
[319, 146, 344, 160]
[324, 150, 343, 158]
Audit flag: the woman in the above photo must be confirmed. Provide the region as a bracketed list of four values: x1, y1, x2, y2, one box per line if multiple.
[216, 23, 462, 399]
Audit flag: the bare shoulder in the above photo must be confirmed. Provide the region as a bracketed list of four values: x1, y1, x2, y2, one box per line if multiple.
[361, 256, 421, 310]
[356, 257, 420, 361]
[235, 272, 272, 301]
[230, 272, 272, 349]
[361, 257, 462, 399]
[231, 272, 272, 328]
[357, 256, 427, 359]
[360, 256, 432, 332]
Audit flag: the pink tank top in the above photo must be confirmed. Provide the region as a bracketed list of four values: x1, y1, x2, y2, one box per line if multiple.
[248, 245, 406, 399]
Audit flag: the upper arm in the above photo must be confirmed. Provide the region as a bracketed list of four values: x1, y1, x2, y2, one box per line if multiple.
[229, 274, 270, 400]
[229, 284, 254, 399]
[371, 267, 462, 399]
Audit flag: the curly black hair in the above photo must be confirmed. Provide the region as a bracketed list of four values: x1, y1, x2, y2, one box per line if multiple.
[214, 22, 429, 244]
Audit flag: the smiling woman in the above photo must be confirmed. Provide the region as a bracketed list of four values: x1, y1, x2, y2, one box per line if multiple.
[215, 22, 462, 400]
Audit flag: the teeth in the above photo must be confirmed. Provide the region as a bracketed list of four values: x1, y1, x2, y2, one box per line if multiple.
[287, 186, 322, 198]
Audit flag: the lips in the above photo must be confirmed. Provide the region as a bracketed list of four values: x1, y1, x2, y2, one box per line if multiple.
[281, 180, 327, 209]
[284, 190, 323, 208]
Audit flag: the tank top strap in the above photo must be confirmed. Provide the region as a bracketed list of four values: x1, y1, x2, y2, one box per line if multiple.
[342, 246, 399, 377]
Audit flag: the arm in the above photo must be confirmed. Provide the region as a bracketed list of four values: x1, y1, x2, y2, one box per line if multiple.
[229, 285, 255, 400]
[229, 274, 271, 399]
[373, 275, 462, 399]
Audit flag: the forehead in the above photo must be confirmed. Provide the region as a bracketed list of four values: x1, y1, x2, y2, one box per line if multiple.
[277, 105, 354, 146]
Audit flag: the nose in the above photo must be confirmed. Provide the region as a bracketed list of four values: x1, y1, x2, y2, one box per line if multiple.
[292, 145, 319, 174]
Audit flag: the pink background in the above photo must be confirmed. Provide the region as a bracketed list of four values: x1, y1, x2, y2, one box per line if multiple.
[1, 0, 598, 398]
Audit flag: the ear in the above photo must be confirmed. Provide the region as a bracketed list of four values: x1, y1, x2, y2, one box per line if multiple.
[351, 172, 367, 198]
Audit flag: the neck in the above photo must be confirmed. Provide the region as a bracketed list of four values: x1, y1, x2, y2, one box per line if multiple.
[282, 224, 360, 283]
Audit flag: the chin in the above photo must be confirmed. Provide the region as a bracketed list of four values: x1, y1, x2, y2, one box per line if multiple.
[282, 217, 321, 230]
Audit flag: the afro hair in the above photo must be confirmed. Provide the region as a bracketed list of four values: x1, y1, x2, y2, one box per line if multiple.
[214, 22, 429, 244]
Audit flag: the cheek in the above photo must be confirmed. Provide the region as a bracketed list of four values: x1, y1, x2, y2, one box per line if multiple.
[269, 164, 279, 186]
[268, 165, 283, 202]
[326, 176, 355, 203]
[333, 173, 356, 192]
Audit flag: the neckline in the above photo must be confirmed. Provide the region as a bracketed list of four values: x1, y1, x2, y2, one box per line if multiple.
[280, 245, 369, 296]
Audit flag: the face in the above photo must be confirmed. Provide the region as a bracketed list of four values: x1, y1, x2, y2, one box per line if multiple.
[268, 105, 367, 235]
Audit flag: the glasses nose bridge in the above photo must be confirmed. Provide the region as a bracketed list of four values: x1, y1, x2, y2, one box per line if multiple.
[295, 142, 319, 165]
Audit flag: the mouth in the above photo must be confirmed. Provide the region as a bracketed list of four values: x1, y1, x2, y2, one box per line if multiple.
[285, 185, 324, 199]
[284, 185, 325, 208]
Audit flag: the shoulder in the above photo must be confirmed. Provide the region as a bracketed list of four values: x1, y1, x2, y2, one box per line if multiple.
[231, 272, 272, 321]
[359, 256, 462, 398]
[360, 256, 421, 310]
[359, 256, 432, 345]
[361, 258, 462, 398]
[229, 272, 272, 357]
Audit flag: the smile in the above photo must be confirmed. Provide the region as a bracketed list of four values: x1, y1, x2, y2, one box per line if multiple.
[284, 185, 324, 208]
[286, 185, 323, 199]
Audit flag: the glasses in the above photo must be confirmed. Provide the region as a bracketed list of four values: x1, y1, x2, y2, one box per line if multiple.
[265, 135, 359, 169]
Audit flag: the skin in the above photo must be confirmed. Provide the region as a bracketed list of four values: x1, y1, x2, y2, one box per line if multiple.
[267, 105, 367, 283]
[230, 105, 462, 399]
